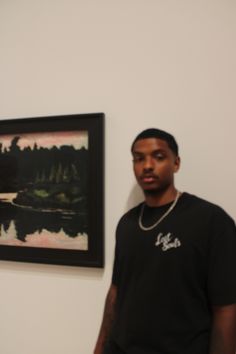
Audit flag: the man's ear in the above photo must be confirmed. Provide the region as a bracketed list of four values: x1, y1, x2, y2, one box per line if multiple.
[174, 156, 181, 173]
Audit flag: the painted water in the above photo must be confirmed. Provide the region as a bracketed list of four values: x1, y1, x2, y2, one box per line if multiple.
[0, 193, 88, 250]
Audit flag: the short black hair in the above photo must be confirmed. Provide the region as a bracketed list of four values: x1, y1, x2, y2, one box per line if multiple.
[131, 128, 179, 156]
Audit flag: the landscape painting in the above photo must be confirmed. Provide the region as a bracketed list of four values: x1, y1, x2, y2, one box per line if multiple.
[0, 114, 104, 267]
[0, 130, 89, 250]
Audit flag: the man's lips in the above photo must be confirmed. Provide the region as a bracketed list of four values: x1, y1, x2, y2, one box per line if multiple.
[140, 175, 158, 183]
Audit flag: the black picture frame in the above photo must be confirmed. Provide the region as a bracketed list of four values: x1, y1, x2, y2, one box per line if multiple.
[0, 113, 104, 267]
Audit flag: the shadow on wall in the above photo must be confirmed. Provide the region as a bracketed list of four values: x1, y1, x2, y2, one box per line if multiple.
[125, 184, 144, 212]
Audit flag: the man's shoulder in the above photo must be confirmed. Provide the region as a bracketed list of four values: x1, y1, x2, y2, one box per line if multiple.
[119, 203, 142, 220]
[183, 192, 220, 208]
[116, 203, 143, 230]
[183, 192, 235, 224]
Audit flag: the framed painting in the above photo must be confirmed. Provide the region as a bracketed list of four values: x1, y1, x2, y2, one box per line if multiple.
[0, 113, 104, 267]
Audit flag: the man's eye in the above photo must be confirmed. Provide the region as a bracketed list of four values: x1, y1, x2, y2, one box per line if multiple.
[133, 156, 144, 162]
[154, 154, 165, 160]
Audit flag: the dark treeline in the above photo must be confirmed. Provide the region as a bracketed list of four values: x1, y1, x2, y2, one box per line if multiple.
[0, 136, 88, 194]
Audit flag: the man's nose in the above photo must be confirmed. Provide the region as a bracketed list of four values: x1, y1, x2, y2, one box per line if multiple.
[143, 157, 154, 170]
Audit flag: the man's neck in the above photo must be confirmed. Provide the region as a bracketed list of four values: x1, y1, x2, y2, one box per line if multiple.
[144, 187, 178, 207]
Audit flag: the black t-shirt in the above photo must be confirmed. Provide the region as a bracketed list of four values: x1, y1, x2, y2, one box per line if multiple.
[111, 192, 236, 354]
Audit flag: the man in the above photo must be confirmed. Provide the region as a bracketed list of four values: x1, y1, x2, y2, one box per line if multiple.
[94, 128, 236, 354]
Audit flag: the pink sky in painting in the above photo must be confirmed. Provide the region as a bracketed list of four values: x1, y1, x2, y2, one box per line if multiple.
[0, 130, 88, 151]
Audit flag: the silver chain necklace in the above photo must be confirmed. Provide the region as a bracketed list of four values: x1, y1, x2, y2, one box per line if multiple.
[138, 191, 181, 231]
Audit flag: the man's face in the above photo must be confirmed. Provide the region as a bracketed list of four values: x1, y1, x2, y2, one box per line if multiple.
[132, 138, 180, 193]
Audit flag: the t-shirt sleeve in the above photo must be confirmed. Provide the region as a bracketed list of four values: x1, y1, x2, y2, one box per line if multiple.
[207, 208, 236, 306]
[111, 221, 122, 287]
[111, 241, 119, 286]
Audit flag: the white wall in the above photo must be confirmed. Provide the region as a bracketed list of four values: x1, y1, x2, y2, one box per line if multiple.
[0, 1, 235, 353]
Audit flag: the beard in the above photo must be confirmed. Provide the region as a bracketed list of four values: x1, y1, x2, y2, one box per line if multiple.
[142, 182, 171, 196]
[143, 188, 164, 197]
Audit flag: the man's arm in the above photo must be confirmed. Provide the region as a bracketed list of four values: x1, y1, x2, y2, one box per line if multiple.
[210, 304, 236, 354]
[94, 284, 117, 354]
